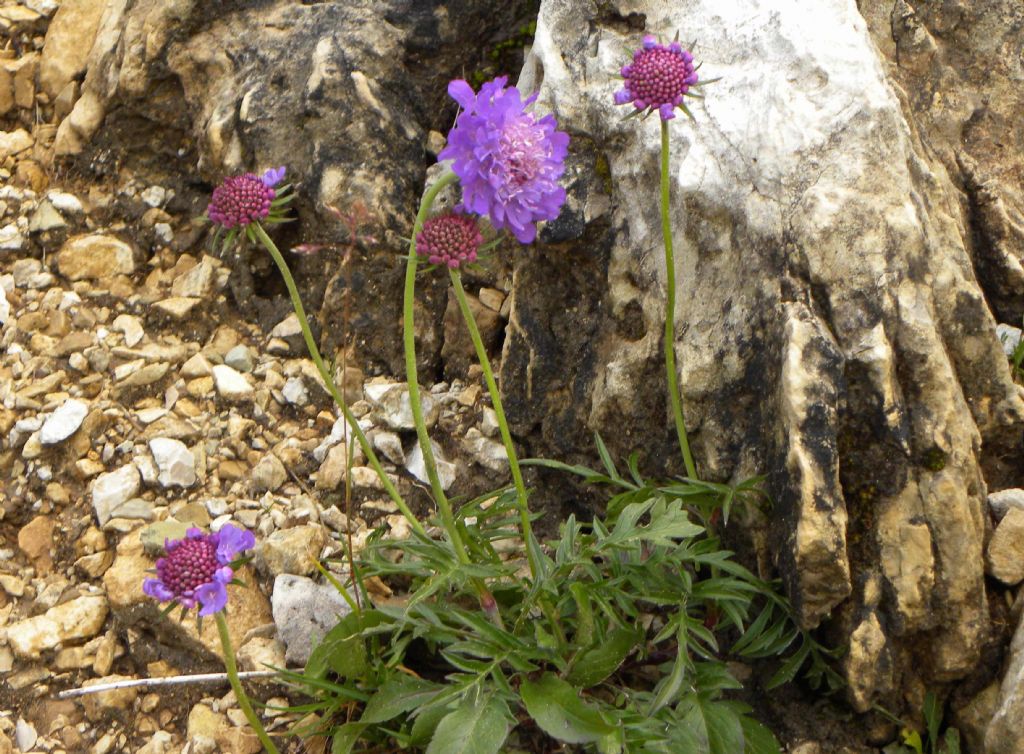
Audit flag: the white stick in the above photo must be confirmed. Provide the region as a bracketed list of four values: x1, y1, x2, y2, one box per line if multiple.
[56, 670, 278, 699]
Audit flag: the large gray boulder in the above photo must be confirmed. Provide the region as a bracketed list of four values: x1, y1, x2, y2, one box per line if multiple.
[510, 0, 1024, 725]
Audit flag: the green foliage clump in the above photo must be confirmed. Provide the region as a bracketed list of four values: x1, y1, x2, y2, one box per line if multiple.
[277, 439, 840, 754]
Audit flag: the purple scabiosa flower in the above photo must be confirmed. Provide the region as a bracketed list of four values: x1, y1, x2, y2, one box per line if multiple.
[614, 35, 699, 121]
[207, 173, 277, 229]
[143, 524, 255, 617]
[439, 76, 569, 244]
[417, 212, 483, 269]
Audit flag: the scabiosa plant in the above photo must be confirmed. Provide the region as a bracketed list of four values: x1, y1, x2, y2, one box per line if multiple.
[614, 35, 700, 121]
[204, 165, 425, 543]
[416, 212, 484, 269]
[144, 524, 281, 754]
[207, 167, 285, 229]
[613, 34, 714, 480]
[143, 523, 254, 616]
[439, 76, 569, 244]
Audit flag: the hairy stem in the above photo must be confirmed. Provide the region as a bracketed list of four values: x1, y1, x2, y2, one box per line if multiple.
[660, 119, 698, 479]
[449, 269, 539, 578]
[403, 171, 502, 628]
[253, 223, 426, 539]
[402, 170, 468, 561]
[216, 612, 281, 754]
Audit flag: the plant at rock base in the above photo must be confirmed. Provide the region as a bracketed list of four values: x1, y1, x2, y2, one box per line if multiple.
[613, 34, 714, 479]
[274, 67, 842, 754]
[204, 165, 426, 551]
[144, 525, 281, 754]
[400, 76, 569, 595]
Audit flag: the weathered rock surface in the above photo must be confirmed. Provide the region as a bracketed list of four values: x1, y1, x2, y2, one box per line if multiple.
[57, 234, 135, 280]
[55, 0, 534, 373]
[39, 0, 107, 98]
[6, 594, 109, 658]
[986, 508, 1024, 585]
[987, 613, 1024, 754]
[515, 0, 1024, 716]
[270, 574, 353, 666]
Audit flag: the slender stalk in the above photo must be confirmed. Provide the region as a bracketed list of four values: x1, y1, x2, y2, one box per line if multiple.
[253, 223, 426, 538]
[404, 171, 503, 628]
[401, 170, 469, 563]
[216, 613, 281, 754]
[449, 270, 538, 578]
[659, 119, 698, 479]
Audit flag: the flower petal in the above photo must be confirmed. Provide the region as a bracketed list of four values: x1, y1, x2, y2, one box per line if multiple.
[196, 581, 229, 616]
[216, 524, 255, 563]
[142, 578, 175, 602]
[447, 80, 476, 109]
[261, 166, 286, 187]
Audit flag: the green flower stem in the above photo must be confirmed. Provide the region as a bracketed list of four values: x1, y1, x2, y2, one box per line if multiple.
[449, 269, 539, 579]
[660, 119, 698, 480]
[404, 171, 503, 628]
[401, 170, 469, 563]
[215, 612, 280, 754]
[253, 223, 426, 539]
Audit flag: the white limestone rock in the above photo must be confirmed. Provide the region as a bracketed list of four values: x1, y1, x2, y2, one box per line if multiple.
[91, 464, 141, 525]
[271, 574, 353, 666]
[212, 364, 253, 401]
[989, 489, 1024, 522]
[366, 381, 438, 430]
[149, 438, 197, 488]
[39, 398, 88, 445]
[405, 439, 456, 491]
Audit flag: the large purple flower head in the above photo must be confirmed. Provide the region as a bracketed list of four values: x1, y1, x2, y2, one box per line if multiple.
[614, 36, 699, 121]
[417, 212, 483, 269]
[143, 524, 255, 617]
[439, 77, 569, 244]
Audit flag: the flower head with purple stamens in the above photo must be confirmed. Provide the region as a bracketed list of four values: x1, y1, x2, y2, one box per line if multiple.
[208, 174, 277, 229]
[143, 524, 255, 617]
[439, 76, 569, 244]
[614, 36, 699, 121]
[417, 212, 483, 269]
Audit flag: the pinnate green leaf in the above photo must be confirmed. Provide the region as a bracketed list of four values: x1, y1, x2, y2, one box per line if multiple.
[425, 694, 510, 754]
[520, 672, 617, 745]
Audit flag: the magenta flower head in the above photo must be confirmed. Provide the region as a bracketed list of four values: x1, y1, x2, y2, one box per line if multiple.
[417, 212, 483, 269]
[439, 76, 569, 244]
[143, 524, 255, 617]
[614, 35, 700, 121]
[207, 173, 276, 229]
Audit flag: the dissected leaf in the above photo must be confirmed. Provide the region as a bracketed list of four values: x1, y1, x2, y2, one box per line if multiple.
[676, 693, 745, 754]
[425, 694, 510, 754]
[567, 627, 640, 688]
[739, 716, 783, 754]
[409, 704, 452, 747]
[520, 672, 617, 745]
[359, 674, 440, 724]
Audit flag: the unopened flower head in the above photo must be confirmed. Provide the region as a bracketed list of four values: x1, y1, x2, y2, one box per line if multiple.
[207, 165, 287, 231]
[417, 212, 483, 269]
[143, 524, 255, 617]
[614, 36, 699, 121]
[439, 77, 569, 244]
